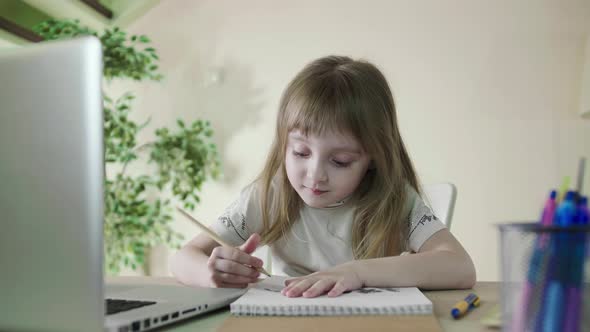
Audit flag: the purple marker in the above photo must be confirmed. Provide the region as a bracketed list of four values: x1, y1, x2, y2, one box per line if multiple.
[512, 190, 557, 332]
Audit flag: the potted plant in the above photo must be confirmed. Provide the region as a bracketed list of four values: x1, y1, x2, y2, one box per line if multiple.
[34, 19, 220, 274]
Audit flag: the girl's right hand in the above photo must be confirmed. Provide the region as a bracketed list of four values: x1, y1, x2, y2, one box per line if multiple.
[206, 233, 264, 288]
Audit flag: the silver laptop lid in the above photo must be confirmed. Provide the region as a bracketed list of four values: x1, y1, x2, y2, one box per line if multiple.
[0, 37, 104, 332]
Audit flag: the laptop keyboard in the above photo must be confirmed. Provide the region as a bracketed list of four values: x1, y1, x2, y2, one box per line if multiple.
[106, 298, 157, 315]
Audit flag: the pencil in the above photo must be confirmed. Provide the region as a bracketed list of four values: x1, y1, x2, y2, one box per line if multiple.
[176, 206, 271, 277]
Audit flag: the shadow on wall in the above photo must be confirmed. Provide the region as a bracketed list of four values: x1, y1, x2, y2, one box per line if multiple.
[166, 58, 266, 185]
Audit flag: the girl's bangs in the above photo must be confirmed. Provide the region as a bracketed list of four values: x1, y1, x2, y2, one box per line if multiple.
[283, 90, 359, 139]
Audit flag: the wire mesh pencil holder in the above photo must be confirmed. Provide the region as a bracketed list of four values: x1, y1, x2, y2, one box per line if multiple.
[498, 223, 590, 332]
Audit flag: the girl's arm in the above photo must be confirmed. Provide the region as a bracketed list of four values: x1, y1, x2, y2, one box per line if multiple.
[355, 229, 476, 289]
[282, 229, 475, 297]
[170, 234, 218, 287]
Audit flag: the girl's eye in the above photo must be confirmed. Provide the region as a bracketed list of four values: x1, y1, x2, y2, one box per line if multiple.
[293, 151, 309, 157]
[332, 160, 351, 168]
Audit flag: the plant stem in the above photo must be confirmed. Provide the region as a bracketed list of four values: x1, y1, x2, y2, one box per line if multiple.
[120, 142, 155, 177]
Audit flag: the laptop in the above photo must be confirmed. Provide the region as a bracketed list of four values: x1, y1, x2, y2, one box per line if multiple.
[0, 37, 245, 332]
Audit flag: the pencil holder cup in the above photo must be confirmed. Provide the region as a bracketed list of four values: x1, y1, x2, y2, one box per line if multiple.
[498, 223, 590, 332]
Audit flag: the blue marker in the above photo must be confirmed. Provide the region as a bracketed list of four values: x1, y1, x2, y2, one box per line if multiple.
[541, 191, 576, 332]
[555, 191, 577, 225]
[451, 293, 480, 319]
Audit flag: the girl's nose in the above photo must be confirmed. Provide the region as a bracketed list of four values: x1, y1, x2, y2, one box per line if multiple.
[306, 160, 327, 184]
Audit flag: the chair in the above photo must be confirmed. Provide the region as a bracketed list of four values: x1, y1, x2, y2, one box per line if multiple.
[422, 182, 457, 230]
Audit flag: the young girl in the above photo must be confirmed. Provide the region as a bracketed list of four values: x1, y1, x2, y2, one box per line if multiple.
[171, 55, 476, 298]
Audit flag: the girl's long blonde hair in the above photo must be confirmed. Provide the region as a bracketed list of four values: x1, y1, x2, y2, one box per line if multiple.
[258, 55, 419, 258]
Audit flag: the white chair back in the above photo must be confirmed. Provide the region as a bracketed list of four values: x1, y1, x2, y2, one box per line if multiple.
[422, 183, 457, 229]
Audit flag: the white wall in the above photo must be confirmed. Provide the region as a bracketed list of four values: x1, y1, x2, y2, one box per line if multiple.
[581, 36, 590, 117]
[0, 32, 21, 48]
[109, 0, 590, 281]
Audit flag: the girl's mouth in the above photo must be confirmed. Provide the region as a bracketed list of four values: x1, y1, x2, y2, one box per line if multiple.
[311, 188, 327, 195]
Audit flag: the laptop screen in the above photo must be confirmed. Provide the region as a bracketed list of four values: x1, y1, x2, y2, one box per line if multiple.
[0, 37, 105, 332]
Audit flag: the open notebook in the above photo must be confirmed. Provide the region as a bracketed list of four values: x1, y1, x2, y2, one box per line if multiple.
[231, 276, 433, 316]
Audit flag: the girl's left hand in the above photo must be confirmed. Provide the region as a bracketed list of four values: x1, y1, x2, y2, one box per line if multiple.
[281, 262, 363, 298]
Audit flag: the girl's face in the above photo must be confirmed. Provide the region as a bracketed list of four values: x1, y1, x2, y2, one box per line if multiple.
[285, 129, 371, 208]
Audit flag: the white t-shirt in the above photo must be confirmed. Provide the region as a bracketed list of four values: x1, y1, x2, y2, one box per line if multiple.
[209, 182, 446, 277]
